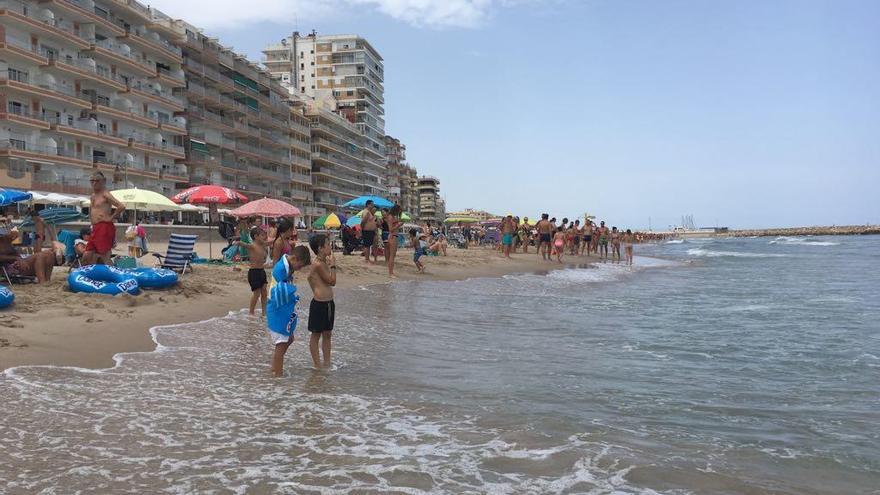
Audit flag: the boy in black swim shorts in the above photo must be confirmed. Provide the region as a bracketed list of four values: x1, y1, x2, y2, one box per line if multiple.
[235, 226, 270, 316]
[307, 234, 337, 369]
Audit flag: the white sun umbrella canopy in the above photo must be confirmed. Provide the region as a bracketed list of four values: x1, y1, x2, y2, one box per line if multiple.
[102, 189, 180, 223]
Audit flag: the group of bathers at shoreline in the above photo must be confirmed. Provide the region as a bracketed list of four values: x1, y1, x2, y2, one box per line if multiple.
[498, 214, 636, 265]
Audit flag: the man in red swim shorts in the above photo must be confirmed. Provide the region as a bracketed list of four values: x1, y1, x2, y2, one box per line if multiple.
[83, 172, 125, 265]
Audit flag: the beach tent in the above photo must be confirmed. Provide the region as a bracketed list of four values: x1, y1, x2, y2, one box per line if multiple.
[341, 195, 394, 209]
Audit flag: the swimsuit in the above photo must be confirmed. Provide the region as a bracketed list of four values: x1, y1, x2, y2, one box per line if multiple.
[86, 221, 115, 254]
[502, 233, 514, 246]
[362, 230, 376, 248]
[540, 233, 552, 243]
[308, 299, 335, 333]
[247, 268, 267, 291]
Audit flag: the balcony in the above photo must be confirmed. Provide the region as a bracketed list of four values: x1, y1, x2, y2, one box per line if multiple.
[128, 137, 185, 159]
[0, 140, 90, 167]
[87, 39, 155, 77]
[124, 82, 185, 111]
[151, 66, 185, 87]
[0, 33, 48, 65]
[92, 103, 158, 128]
[0, 70, 91, 108]
[158, 121, 187, 135]
[43, 57, 127, 91]
[44, 0, 126, 36]
[291, 172, 311, 185]
[0, 106, 51, 130]
[49, 118, 130, 147]
[118, 29, 182, 63]
[0, 0, 91, 49]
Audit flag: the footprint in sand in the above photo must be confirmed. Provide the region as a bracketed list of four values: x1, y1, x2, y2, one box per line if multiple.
[0, 338, 28, 348]
[0, 315, 24, 328]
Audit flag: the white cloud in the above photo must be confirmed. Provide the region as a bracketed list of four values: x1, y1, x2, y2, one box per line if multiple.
[146, 0, 515, 30]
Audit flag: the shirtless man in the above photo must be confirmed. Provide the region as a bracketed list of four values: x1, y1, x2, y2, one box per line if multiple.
[597, 221, 610, 260]
[500, 214, 517, 259]
[535, 213, 552, 261]
[360, 200, 377, 264]
[0, 229, 55, 283]
[580, 218, 593, 256]
[82, 171, 125, 265]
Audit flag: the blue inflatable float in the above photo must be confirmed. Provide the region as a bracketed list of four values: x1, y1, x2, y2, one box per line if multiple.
[68, 265, 139, 296]
[118, 267, 178, 289]
[0, 286, 14, 308]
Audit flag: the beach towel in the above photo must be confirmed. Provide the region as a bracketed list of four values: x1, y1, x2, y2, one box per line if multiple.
[266, 256, 299, 337]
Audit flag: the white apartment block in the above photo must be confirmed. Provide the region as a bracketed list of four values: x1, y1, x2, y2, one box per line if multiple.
[263, 32, 387, 198]
[1, 0, 188, 196]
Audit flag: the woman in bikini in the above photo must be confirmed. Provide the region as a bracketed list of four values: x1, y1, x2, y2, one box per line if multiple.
[552, 226, 565, 264]
[611, 226, 622, 263]
[623, 229, 634, 266]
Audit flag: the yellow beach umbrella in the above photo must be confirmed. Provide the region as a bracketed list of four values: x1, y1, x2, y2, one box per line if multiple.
[323, 212, 342, 229]
[110, 188, 179, 212]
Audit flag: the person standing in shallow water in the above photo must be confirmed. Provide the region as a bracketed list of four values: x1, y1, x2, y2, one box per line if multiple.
[500, 215, 517, 259]
[308, 234, 337, 370]
[384, 204, 402, 278]
[535, 214, 552, 261]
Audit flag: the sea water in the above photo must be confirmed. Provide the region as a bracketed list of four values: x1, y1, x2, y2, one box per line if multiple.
[1, 236, 878, 494]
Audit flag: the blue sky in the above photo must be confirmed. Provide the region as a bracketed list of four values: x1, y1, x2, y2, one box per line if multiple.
[151, 0, 879, 229]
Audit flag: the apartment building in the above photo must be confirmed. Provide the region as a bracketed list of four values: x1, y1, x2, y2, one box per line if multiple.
[417, 175, 444, 224]
[446, 208, 496, 222]
[172, 22, 312, 208]
[263, 32, 386, 197]
[384, 134, 418, 215]
[306, 100, 367, 211]
[0, 0, 188, 195]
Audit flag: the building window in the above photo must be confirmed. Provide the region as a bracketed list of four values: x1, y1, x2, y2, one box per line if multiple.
[310, 50, 314, 54]
[311, 85, 315, 89]
[310, 61, 314, 66]
[300, 63, 304, 69]
[301, 86, 305, 92]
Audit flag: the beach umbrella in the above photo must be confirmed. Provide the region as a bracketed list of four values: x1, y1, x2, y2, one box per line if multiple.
[401, 212, 412, 221]
[18, 207, 86, 227]
[520, 218, 537, 226]
[171, 185, 248, 205]
[341, 195, 394, 209]
[345, 215, 361, 227]
[110, 188, 180, 213]
[312, 213, 341, 229]
[172, 186, 247, 260]
[228, 198, 301, 218]
[0, 188, 32, 207]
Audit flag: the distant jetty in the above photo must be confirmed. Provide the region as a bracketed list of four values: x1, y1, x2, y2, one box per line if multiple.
[729, 225, 880, 237]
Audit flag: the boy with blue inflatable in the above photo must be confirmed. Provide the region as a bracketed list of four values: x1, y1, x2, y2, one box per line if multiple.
[266, 245, 311, 377]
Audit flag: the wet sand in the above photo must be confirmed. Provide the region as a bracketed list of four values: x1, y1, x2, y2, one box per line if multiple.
[1, 245, 587, 371]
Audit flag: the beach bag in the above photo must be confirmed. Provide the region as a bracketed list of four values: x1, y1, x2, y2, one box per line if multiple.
[125, 226, 137, 241]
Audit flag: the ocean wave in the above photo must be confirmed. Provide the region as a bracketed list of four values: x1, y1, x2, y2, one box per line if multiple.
[665, 239, 685, 244]
[769, 237, 839, 246]
[686, 248, 787, 258]
[1, 312, 659, 495]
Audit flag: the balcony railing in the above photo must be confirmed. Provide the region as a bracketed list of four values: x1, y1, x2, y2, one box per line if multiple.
[0, 0, 91, 45]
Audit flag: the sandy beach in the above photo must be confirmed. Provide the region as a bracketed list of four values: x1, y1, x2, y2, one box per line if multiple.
[0, 245, 581, 371]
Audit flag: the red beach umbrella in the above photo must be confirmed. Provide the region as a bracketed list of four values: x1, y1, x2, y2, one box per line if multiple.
[228, 198, 301, 218]
[171, 185, 248, 205]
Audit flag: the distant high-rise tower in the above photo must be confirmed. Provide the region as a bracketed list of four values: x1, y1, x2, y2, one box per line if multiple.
[263, 32, 386, 195]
